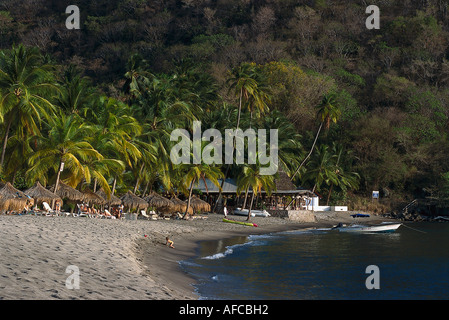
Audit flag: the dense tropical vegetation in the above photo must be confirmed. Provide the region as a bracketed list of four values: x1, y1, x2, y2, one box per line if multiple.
[1, 0, 449, 214]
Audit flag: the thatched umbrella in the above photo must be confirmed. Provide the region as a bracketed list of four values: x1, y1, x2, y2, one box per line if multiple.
[189, 196, 211, 212]
[48, 182, 84, 202]
[120, 191, 148, 211]
[82, 188, 106, 206]
[144, 192, 172, 209]
[96, 188, 121, 206]
[170, 197, 193, 214]
[0, 182, 32, 212]
[24, 181, 62, 206]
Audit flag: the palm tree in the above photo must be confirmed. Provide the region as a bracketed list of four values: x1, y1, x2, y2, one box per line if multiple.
[26, 112, 103, 192]
[291, 92, 341, 181]
[0, 44, 57, 170]
[182, 162, 224, 219]
[212, 63, 272, 212]
[55, 64, 94, 114]
[301, 144, 339, 193]
[226, 62, 271, 130]
[254, 110, 303, 176]
[84, 96, 143, 195]
[325, 143, 360, 205]
[237, 164, 276, 221]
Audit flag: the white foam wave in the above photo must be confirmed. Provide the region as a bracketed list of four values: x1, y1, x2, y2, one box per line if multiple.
[202, 247, 234, 260]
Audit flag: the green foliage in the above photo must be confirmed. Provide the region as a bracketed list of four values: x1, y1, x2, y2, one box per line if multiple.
[0, 0, 448, 207]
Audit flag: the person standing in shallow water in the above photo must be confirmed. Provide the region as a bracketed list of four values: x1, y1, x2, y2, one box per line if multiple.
[223, 204, 228, 218]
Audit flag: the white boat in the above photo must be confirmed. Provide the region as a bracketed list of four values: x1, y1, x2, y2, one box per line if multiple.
[336, 223, 402, 233]
[233, 208, 271, 217]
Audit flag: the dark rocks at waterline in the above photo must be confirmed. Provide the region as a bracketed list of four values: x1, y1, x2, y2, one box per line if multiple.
[383, 211, 448, 222]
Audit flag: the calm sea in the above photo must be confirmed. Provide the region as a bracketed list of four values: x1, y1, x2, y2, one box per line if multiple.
[180, 222, 449, 300]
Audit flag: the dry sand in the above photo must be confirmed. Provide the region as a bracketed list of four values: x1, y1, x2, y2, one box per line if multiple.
[0, 212, 391, 300]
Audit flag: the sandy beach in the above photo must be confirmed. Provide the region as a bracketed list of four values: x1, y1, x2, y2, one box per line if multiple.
[0, 212, 390, 300]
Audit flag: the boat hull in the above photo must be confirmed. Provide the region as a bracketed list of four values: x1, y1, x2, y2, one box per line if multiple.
[233, 208, 271, 217]
[337, 223, 402, 233]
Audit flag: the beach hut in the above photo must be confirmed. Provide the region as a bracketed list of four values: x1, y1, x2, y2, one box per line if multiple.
[95, 188, 121, 206]
[120, 191, 148, 212]
[170, 197, 193, 215]
[48, 182, 84, 202]
[0, 182, 33, 213]
[82, 188, 106, 206]
[188, 196, 211, 213]
[24, 181, 62, 206]
[144, 192, 172, 209]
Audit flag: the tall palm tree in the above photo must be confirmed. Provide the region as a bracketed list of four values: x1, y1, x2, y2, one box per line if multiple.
[182, 162, 224, 219]
[26, 112, 102, 192]
[237, 164, 276, 221]
[213, 63, 272, 212]
[226, 62, 271, 130]
[0, 44, 57, 170]
[254, 110, 303, 176]
[325, 143, 360, 205]
[84, 96, 143, 195]
[55, 64, 95, 114]
[301, 144, 339, 193]
[291, 92, 341, 181]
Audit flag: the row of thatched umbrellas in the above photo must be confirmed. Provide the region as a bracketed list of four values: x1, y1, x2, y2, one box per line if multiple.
[0, 181, 211, 214]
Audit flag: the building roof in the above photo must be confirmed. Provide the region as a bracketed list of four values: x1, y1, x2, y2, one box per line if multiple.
[193, 176, 314, 195]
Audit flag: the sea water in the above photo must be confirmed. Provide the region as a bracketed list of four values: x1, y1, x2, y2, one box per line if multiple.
[180, 223, 449, 300]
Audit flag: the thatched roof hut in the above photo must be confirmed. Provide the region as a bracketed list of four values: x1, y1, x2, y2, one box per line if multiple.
[82, 188, 106, 205]
[24, 181, 62, 206]
[0, 182, 33, 212]
[96, 188, 121, 206]
[144, 192, 172, 208]
[170, 197, 193, 214]
[274, 170, 296, 191]
[48, 182, 84, 201]
[189, 196, 211, 212]
[120, 191, 148, 210]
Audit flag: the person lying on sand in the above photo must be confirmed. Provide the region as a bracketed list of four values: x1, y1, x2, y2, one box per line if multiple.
[166, 237, 175, 249]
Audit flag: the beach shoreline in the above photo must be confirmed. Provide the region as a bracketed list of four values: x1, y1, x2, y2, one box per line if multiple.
[0, 212, 392, 300]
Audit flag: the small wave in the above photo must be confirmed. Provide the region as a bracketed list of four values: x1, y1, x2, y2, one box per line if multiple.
[201, 238, 269, 260]
[202, 247, 234, 260]
[179, 260, 202, 268]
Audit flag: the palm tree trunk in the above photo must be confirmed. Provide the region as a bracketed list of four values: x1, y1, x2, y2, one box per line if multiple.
[242, 185, 249, 209]
[93, 179, 97, 193]
[247, 191, 255, 221]
[183, 179, 195, 219]
[326, 183, 334, 206]
[0, 117, 13, 169]
[54, 159, 63, 195]
[236, 87, 243, 131]
[133, 163, 144, 193]
[112, 177, 117, 195]
[213, 88, 243, 212]
[142, 181, 150, 197]
[291, 122, 323, 181]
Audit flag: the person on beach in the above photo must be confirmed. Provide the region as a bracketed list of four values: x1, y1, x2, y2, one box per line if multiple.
[166, 237, 175, 248]
[22, 204, 30, 215]
[223, 204, 228, 218]
[55, 201, 61, 215]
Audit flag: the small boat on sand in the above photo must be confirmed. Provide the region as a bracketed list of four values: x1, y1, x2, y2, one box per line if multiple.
[335, 222, 402, 233]
[233, 208, 271, 217]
